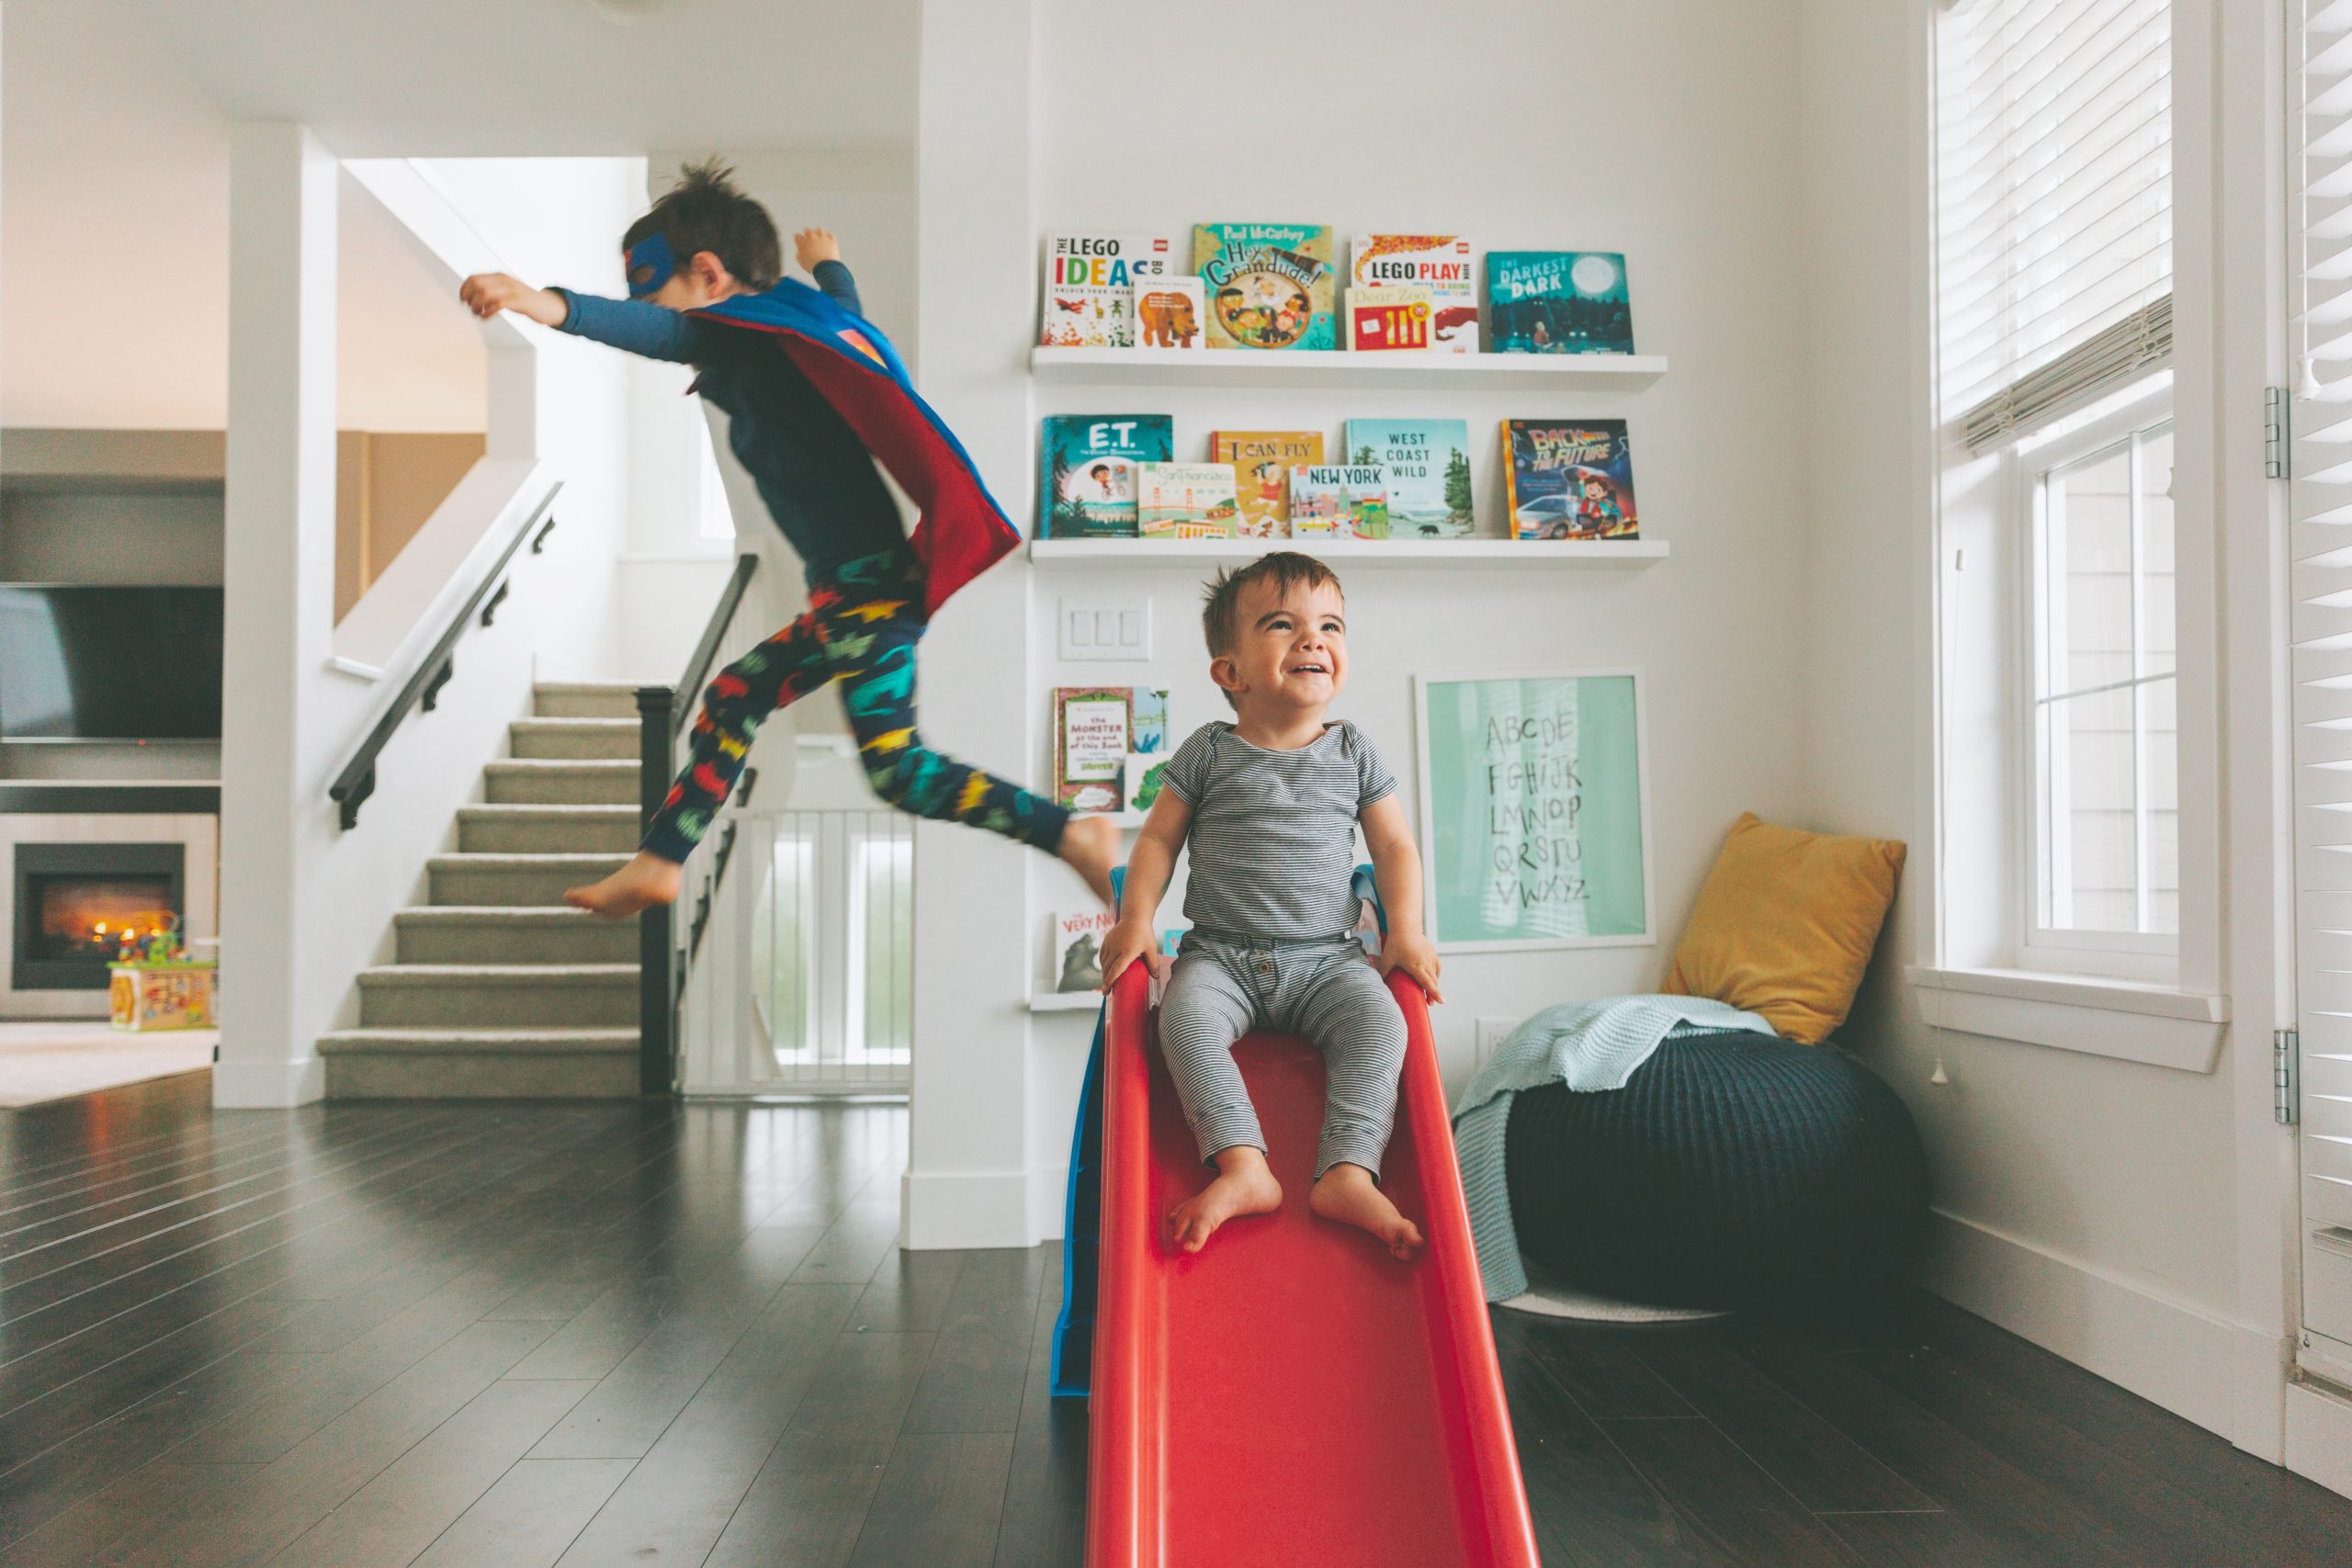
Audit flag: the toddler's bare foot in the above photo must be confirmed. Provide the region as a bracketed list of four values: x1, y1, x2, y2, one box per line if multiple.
[1310, 1164, 1424, 1261]
[1164, 1147, 1282, 1254]
[1057, 814, 1120, 906]
[563, 851, 683, 919]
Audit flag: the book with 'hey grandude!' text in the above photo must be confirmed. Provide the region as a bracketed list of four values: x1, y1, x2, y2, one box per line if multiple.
[1193, 223, 1338, 351]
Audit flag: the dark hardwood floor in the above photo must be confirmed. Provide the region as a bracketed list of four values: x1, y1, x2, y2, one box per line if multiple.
[0, 1072, 2343, 1567]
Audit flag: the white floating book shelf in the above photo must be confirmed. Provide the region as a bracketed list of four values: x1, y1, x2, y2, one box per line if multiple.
[1028, 537, 1668, 570]
[1030, 991, 1102, 1013]
[1030, 345, 1667, 391]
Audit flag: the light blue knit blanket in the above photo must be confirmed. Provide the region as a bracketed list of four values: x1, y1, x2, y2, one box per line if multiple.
[1450, 995, 1774, 1302]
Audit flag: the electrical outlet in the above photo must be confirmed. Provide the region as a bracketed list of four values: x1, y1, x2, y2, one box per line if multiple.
[1059, 594, 1151, 660]
[1474, 1017, 1518, 1076]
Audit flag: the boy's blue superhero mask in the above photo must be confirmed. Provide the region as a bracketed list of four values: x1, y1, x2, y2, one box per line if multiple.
[626, 231, 675, 299]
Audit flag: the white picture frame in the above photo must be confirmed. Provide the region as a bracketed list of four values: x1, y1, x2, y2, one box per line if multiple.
[1411, 668, 1657, 953]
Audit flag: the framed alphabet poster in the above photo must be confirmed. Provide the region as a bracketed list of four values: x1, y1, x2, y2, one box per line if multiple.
[1413, 671, 1654, 952]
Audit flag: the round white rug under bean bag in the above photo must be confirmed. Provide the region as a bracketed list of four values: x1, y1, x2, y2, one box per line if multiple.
[1497, 1263, 1730, 1324]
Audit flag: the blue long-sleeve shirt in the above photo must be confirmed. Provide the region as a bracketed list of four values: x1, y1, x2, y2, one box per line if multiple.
[553, 260, 905, 583]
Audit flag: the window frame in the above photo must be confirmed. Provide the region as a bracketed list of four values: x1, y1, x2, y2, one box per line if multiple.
[2007, 382, 2180, 982]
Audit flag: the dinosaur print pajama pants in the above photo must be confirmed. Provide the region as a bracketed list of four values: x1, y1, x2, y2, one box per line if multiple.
[640, 547, 1069, 863]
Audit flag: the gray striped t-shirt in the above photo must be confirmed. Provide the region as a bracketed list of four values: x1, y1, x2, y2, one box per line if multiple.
[1160, 719, 1398, 942]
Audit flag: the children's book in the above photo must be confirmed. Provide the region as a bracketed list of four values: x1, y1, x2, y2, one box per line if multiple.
[1348, 235, 1478, 354]
[1133, 276, 1205, 350]
[1503, 419, 1639, 540]
[1347, 285, 1437, 353]
[1486, 251, 1634, 355]
[1037, 415, 1173, 538]
[1192, 223, 1338, 351]
[1053, 686, 1132, 812]
[1209, 430, 1325, 538]
[1129, 687, 1170, 756]
[1124, 750, 1170, 815]
[1289, 465, 1390, 541]
[1344, 419, 1473, 538]
[1136, 462, 1240, 539]
[1053, 908, 1118, 993]
[1040, 232, 1179, 348]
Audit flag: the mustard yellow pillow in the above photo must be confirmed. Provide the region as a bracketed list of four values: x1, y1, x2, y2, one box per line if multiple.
[1661, 813, 1905, 1044]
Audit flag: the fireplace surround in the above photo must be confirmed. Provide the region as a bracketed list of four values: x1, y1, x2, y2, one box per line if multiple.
[0, 809, 217, 1019]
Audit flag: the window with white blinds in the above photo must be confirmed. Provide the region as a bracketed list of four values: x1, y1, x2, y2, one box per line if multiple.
[2290, 0, 2352, 1349]
[1936, 0, 2173, 453]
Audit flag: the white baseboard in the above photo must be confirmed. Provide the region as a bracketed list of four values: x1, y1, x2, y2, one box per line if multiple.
[1919, 1208, 2280, 1447]
[2287, 1382, 2352, 1500]
[210, 1054, 324, 1108]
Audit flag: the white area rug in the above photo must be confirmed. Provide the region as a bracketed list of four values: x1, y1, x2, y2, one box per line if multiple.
[1498, 1261, 1731, 1324]
[0, 1022, 213, 1108]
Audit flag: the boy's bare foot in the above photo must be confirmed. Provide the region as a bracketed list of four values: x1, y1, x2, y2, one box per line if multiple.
[1310, 1163, 1424, 1261]
[1057, 814, 1120, 906]
[1165, 1146, 1283, 1254]
[563, 851, 683, 919]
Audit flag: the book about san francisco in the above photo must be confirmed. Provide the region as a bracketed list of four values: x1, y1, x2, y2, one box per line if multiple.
[1136, 462, 1240, 539]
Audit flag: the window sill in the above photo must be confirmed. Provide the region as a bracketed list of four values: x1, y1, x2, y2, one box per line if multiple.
[1904, 965, 2228, 1074]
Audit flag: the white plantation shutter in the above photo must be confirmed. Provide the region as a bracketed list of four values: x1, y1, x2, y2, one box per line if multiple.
[2293, 0, 2352, 1350]
[1937, 0, 2173, 451]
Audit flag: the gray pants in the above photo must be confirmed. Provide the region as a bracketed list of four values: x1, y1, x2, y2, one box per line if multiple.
[1158, 933, 1408, 1179]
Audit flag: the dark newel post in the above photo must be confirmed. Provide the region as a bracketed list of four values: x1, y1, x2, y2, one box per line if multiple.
[636, 684, 678, 1097]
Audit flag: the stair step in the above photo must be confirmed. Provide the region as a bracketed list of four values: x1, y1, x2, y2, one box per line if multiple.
[511, 717, 639, 761]
[394, 906, 637, 964]
[428, 853, 628, 907]
[535, 682, 649, 720]
[457, 804, 639, 855]
[357, 963, 639, 1028]
[318, 1027, 639, 1099]
[484, 759, 639, 807]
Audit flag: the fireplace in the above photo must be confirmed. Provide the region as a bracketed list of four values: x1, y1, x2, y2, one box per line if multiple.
[11, 844, 184, 992]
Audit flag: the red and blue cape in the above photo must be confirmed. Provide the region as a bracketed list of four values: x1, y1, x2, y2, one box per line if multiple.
[695, 280, 1019, 615]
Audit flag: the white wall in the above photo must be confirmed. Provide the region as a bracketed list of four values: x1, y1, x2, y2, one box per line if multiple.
[1796, 0, 2293, 1456]
[1013, 0, 1816, 1214]
[215, 144, 638, 1108]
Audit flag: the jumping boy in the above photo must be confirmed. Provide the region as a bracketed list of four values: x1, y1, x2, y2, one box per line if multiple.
[458, 162, 1118, 915]
[1095, 553, 1442, 1260]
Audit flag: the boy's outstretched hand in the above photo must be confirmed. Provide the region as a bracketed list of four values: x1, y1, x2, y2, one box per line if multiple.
[794, 227, 842, 273]
[1375, 930, 1444, 1004]
[458, 273, 569, 329]
[1096, 917, 1163, 993]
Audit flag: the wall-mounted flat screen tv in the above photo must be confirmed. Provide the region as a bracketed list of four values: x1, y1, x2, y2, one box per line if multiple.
[0, 586, 225, 740]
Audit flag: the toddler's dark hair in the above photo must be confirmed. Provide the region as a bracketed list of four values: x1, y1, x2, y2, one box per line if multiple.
[1202, 552, 1343, 710]
[623, 159, 781, 290]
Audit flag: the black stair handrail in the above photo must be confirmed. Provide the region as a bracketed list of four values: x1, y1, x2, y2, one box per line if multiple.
[329, 482, 563, 830]
[638, 551, 762, 1095]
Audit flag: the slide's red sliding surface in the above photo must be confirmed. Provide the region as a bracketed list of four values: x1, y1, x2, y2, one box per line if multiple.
[1087, 964, 1542, 1568]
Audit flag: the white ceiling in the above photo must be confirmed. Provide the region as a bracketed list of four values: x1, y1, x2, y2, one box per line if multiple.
[0, 0, 720, 431]
[114, 0, 919, 156]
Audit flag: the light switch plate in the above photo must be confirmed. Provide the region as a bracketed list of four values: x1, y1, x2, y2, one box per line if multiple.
[1474, 1017, 1518, 1076]
[1059, 594, 1151, 660]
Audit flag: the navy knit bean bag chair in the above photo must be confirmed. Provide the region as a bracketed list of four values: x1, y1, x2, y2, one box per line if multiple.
[1502, 1028, 1928, 1311]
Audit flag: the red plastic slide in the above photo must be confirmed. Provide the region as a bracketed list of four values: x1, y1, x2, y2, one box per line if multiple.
[1087, 962, 1543, 1568]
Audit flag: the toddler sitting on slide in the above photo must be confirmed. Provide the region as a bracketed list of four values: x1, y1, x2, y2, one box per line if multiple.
[1097, 553, 1442, 1260]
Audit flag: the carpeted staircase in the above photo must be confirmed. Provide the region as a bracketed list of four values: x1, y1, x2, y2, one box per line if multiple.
[317, 682, 649, 1098]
